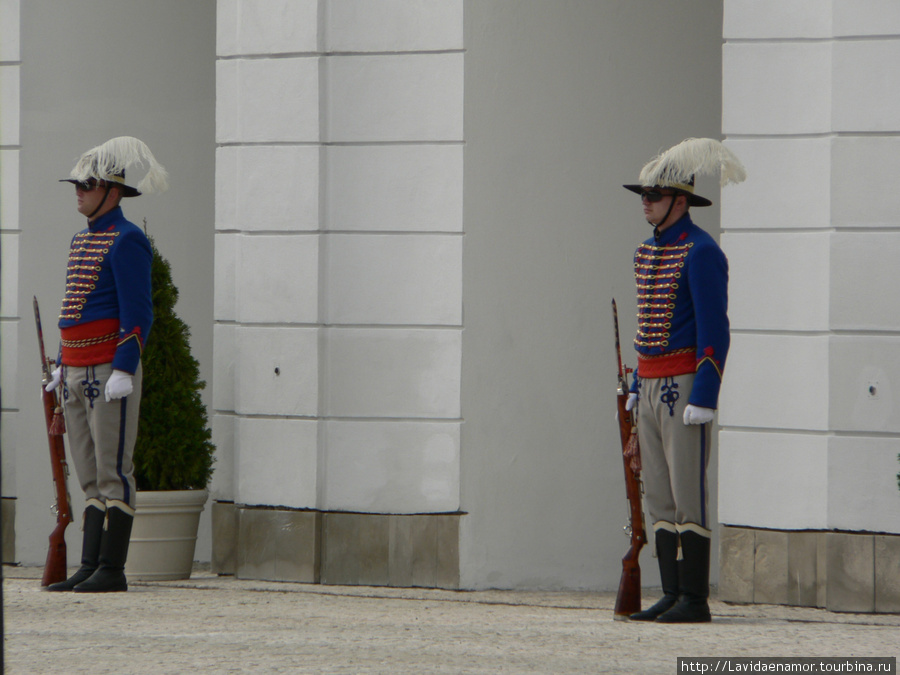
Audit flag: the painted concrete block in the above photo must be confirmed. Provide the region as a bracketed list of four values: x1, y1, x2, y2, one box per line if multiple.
[212, 323, 236, 412]
[435, 514, 460, 589]
[826, 436, 900, 534]
[325, 0, 463, 53]
[324, 327, 461, 418]
[787, 531, 819, 607]
[408, 515, 439, 588]
[719, 526, 754, 603]
[833, 41, 900, 132]
[237, 507, 321, 583]
[321, 512, 363, 585]
[754, 529, 789, 605]
[216, 57, 319, 144]
[320, 512, 459, 589]
[214, 233, 237, 320]
[0, 65, 20, 145]
[324, 234, 462, 326]
[816, 532, 828, 608]
[0, 233, 18, 316]
[321, 513, 391, 586]
[718, 430, 828, 530]
[235, 234, 319, 324]
[722, 232, 830, 332]
[323, 420, 460, 513]
[831, 234, 900, 331]
[357, 514, 392, 587]
[833, 137, 900, 228]
[0, 0, 20, 61]
[271, 509, 321, 583]
[720, 139, 831, 231]
[1, 149, 19, 230]
[217, 0, 318, 56]
[723, 43, 831, 135]
[826, 532, 875, 613]
[218, 145, 319, 233]
[718, 333, 830, 431]
[234, 326, 319, 416]
[829, 337, 900, 434]
[325, 144, 463, 232]
[236, 507, 277, 580]
[324, 53, 463, 142]
[236, 417, 319, 509]
[723, 0, 832, 39]
[875, 535, 900, 613]
[210, 414, 235, 502]
[210, 500, 238, 575]
[1, 496, 15, 563]
[833, 0, 900, 36]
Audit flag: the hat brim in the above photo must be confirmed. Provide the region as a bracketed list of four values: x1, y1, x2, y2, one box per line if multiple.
[60, 178, 141, 197]
[622, 184, 712, 207]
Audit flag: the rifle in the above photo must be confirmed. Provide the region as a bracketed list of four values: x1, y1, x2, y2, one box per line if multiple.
[611, 298, 647, 620]
[33, 296, 73, 587]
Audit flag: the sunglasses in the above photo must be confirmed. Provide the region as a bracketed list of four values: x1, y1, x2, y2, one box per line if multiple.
[640, 190, 676, 203]
[75, 181, 100, 192]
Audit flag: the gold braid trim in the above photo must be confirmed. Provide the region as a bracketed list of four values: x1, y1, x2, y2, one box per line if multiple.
[61, 332, 119, 348]
[696, 355, 723, 379]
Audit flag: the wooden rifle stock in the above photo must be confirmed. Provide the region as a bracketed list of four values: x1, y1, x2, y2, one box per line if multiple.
[34, 296, 73, 587]
[611, 299, 647, 620]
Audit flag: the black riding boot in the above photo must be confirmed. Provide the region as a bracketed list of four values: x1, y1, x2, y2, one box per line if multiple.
[656, 530, 711, 623]
[46, 500, 106, 592]
[74, 501, 134, 593]
[630, 528, 679, 621]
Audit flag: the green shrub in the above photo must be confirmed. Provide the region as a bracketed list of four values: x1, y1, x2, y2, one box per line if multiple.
[133, 235, 214, 491]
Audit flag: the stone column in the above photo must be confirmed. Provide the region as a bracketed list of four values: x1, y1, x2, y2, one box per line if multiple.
[213, 0, 464, 586]
[718, 0, 900, 613]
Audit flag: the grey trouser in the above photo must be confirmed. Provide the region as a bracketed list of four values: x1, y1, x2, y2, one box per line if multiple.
[637, 372, 711, 538]
[63, 363, 142, 509]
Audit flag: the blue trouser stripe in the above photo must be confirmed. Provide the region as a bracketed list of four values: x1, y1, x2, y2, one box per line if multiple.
[117, 398, 131, 505]
[699, 424, 707, 529]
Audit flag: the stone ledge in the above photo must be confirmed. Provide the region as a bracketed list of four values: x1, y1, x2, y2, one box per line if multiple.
[719, 525, 900, 614]
[211, 502, 460, 590]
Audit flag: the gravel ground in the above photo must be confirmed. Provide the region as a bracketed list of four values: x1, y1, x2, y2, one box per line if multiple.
[3, 565, 898, 674]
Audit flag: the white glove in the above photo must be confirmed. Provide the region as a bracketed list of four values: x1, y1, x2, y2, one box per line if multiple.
[44, 366, 62, 393]
[683, 404, 715, 425]
[105, 370, 134, 402]
[625, 393, 638, 412]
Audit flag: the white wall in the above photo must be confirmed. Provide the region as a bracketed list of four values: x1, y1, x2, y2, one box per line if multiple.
[718, 0, 900, 534]
[460, 0, 725, 589]
[0, 0, 22, 510]
[213, 0, 465, 514]
[215, 1, 727, 591]
[7, 0, 216, 565]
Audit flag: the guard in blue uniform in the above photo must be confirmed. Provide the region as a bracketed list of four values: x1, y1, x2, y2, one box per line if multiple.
[45, 137, 168, 593]
[621, 138, 745, 623]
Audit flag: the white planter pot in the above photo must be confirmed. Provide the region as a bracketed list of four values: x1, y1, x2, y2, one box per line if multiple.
[125, 489, 208, 581]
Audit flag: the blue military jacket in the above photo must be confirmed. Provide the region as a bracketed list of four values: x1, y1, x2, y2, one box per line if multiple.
[58, 207, 153, 374]
[631, 213, 730, 409]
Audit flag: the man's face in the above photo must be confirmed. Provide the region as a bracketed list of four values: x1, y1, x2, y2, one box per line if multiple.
[640, 189, 677, 225]
[75, 181, 110, 219]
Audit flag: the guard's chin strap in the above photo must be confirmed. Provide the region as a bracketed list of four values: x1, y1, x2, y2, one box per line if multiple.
[650, 194, 678, 240]
[87, 185, 112, 222]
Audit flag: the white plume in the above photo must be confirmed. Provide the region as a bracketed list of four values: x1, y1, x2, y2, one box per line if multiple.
[69, 136, 169, 194]
[638, 138, 746, 188]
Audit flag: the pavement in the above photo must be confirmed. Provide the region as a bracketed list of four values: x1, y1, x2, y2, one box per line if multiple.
[3, 565, 898, 674]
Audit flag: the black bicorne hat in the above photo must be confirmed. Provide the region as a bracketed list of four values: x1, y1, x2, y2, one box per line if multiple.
[622, 138, 746, 207]
[60, 136, 168, 197]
